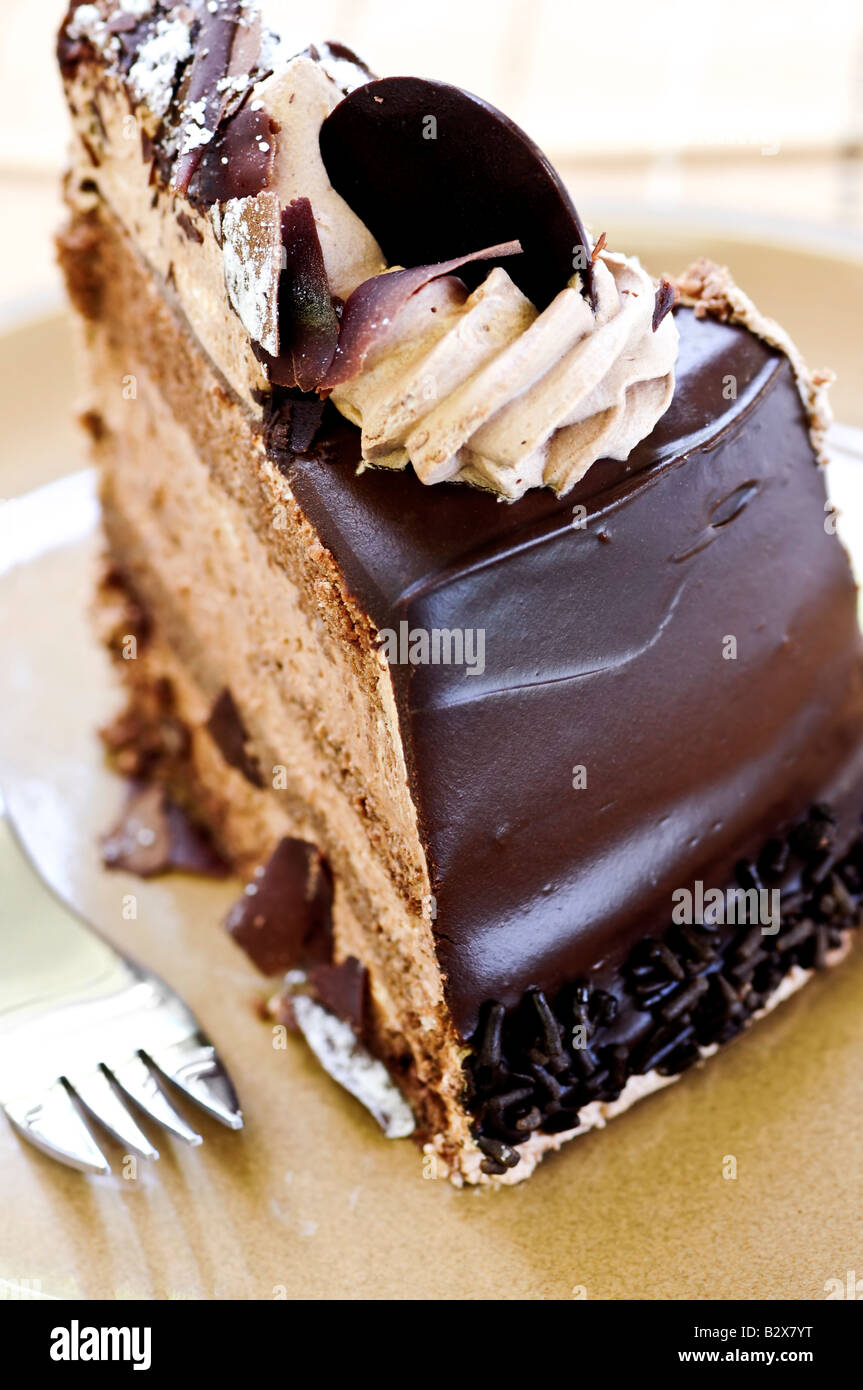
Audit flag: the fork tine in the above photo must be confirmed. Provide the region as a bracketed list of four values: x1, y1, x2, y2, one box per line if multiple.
[110, 1054, 202, 1147]
[148, 1037, 244, 1130]
[3, 1081, 111, 1175]
[67, 1067, 160, 1160]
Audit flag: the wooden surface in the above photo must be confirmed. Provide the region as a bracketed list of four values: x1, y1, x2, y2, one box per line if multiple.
[0, 230, 863, 1300]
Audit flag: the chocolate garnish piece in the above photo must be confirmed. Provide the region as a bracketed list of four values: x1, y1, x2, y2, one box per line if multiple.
[225, 838, 334, 975]
[187, 104, 277, 206]
[653, 276, 678, 332]
[173, 0, 260, 195]
[101, 783, 228, 879]
[221, 190, 283, 354]
[205, 688, 264, 787]
[265, 393, 327, 463]
[320, 240, 522, 390]
[265, 199, 340, 392]
[312, 40, 376, 92]
[114, 11, 175, 83]
[310, 957, 368, 1032]
[320, 77, 592, 309]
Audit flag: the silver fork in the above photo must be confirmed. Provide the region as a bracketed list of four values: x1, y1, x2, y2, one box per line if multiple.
[0, 794, 242, 1174]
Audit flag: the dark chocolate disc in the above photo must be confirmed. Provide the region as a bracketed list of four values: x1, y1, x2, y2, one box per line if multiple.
[319, 76, 592, 310]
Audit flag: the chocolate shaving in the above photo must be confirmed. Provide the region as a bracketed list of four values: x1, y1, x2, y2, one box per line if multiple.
[108, 11, 148, 36]
[205, 688, 263, 787]
[114, 14, 163, 78]
[653, 277, 678, 332]
[320, 77, 592, 309]
[321, 240, 522, 390]
[187, 104, 277, 206]
[225, 838, 334, 975]
[173, 0, 260, 195]
[80, 135, 101, 169]
[310, 957, 368, 1032]
[176, 210, 204, 244]
[264, 198, 340, 392]
[57, 9, 94, 78]
[590, 231, 607, 264]
[101, 783, 228, 879]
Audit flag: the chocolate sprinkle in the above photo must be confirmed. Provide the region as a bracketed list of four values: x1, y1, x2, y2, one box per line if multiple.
[466, 805, 863, 1168]
[225, 837, 334, 976]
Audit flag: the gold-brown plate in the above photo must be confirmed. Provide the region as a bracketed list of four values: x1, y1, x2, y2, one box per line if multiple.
[1, 222, 862, 1300]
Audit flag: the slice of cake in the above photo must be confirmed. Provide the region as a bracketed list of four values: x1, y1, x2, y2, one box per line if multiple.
[57, 1, 863, 1184]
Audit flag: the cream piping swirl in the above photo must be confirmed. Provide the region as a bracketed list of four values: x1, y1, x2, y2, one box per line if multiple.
[331, 249, 679, 501]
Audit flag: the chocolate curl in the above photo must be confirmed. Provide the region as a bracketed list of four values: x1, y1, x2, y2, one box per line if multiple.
[265, 198, 341, 393]
[321, 239, 523, 390]
[173, 0, 261, 195]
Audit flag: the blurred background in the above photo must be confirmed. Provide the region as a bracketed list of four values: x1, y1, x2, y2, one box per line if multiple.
[3, 0, 863, 301]
[0, 0, 861, 412]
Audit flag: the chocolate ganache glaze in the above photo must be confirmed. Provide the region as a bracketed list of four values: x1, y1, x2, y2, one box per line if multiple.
[280, 306, 863, 1039]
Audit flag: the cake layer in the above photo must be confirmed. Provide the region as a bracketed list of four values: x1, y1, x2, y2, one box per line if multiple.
[66, 196, 472, 1151]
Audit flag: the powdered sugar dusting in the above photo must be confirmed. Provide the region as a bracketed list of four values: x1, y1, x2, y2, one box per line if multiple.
[68, 5, 120, 59]
[222, 191, 283, 356]
[128, 16, 193, 119]
[179, 97, 214, 154]
[291, 992, 415, 1139]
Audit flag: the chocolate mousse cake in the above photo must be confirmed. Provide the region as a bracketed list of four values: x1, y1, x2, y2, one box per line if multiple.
[57, 1, 863, 1184]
